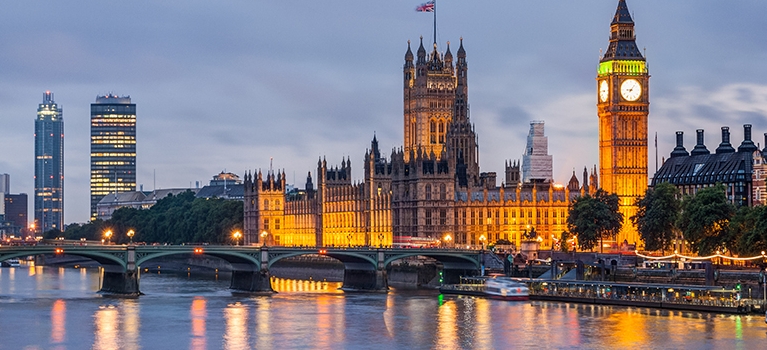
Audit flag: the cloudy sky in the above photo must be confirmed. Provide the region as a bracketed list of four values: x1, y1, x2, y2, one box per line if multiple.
[1, 0, 766, 224]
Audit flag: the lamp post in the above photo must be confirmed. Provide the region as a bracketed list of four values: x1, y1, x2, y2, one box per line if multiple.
[127, 229, 135, 245]
[260, 231, 268, 247]
[233, 231, 242, 246]
[479, 235, 486, 250]
[104, 230, 112, 245]
[378, 233, 384, 248]
[443, 234, 452, 248]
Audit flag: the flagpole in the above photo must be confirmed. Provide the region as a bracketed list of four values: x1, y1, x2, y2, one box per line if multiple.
[433, 0, 437, 45]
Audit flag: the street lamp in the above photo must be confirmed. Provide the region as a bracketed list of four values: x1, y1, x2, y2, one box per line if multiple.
[127, 229, 135, 245]
[443, 234, 452, 248]
[479, 235, 486, 250]
[260, 231, 268, 247]
[104, 230, 113, 245]
[378, 233, 384, 248]
[233, 231, 242, 246]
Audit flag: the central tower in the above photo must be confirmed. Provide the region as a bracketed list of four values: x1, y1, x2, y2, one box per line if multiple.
[597, 0, 649, 245]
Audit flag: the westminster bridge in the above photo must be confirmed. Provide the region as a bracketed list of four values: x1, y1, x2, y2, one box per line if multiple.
[0, 245, 485, 295]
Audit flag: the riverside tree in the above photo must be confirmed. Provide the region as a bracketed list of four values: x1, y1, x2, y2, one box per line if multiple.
[62, 190, 243, 244]
[567, 189, 623, 252]
[677, 184, 735, 255]
[631, 182, 680, 254]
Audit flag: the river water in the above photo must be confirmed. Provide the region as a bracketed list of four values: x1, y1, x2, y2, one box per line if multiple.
[0, 265, 764, 349]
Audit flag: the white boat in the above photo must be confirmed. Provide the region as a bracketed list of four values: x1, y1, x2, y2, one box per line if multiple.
[484, 276, 529, 301]
[2, 259, 21, 267]
[440, 276, 530, 301]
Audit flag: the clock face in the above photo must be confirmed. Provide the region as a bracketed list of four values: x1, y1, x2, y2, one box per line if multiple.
[599, 80, 609, 102]
[620, 79, 642, 101]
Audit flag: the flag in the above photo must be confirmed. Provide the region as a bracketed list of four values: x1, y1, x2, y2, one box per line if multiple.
[416, 1, 434, 12]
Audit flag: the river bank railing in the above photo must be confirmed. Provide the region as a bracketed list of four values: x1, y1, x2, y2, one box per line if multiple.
[525, 279, 761, 313]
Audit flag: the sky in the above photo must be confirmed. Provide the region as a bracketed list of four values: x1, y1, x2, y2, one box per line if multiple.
[0, 0, 766, 225]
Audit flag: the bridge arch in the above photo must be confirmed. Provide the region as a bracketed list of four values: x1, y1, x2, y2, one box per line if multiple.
[384, 251, 481, 270]
[135, 250, 260, 269]
[266, 250, 377, 270]
[0, 248, 127, 270]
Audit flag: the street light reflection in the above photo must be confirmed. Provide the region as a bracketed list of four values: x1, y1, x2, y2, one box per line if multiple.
[50, 299, 66, 345]
[190, 298, 207, 350]
[93, 305, 119, 350]
[224, 302, 249, 350]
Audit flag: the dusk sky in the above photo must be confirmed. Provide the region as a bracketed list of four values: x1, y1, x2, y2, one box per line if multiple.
[1, 1, 766, 225]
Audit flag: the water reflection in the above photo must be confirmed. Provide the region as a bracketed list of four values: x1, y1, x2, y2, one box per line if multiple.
[190, 297, 207, 350]
[435, 297, 458, 349]
[93, 305, 119, 350]
[271, 277, 341, 293]
[123, 299, 141, 350]
[254, 299, 272, 349]
[224, 302, 249, 350]
[1, 268, 766, 349]
[50, 299, 66, 346]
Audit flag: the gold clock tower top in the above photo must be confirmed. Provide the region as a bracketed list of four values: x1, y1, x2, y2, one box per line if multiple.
[597, 0, 649, 247]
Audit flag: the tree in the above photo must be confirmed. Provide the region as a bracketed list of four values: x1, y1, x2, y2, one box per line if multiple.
[677, 184, 735, 255]
[567, 189, 623, 252]
[735, 205, 767, 256]
[631, 182, 680, 253]
[559, 231, 571, 253]
[62, 191, 243, 244]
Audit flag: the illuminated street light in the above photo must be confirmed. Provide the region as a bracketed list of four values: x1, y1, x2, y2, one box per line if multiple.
[443, 234, 452, 248]
[233, 231, 242, 246]
[127, 229, 135, 245]
[104, 230, 113, 245]
[479, 235, 486, 250]
[260, 231, 268, 247]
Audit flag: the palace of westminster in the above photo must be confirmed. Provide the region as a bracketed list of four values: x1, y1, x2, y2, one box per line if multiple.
[242, 1, 652, 249]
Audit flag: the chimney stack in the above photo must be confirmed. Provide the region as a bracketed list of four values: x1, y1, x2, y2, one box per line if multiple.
[716, 126, 735, 154]
[691, 129, 710, 156]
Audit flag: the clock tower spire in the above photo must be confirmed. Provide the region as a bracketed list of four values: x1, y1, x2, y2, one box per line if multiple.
[597, 0, 649, 246]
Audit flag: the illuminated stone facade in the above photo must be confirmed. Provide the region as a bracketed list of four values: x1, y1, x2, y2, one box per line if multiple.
[243, 38, 597, 249]
[596, 0, 649, 245]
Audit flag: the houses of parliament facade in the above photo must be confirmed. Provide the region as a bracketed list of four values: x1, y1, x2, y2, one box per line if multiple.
[244, 0, 649, 249]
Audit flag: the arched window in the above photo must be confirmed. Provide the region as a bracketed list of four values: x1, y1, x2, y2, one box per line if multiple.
[440, 184, 447, 200]
[275, 199, 281, 210]
[425, 185, 432, 200]
[264, 199, 270, 210]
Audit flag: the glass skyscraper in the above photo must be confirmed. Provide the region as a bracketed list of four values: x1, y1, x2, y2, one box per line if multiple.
[34, 91, 64, 233]
[90, 94, 136, 219]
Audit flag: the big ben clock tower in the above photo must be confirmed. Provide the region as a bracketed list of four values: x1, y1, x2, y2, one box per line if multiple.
[597, 0, 649, 246]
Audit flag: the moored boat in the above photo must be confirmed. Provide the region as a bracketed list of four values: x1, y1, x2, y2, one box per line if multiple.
[440, 276, 530, 301]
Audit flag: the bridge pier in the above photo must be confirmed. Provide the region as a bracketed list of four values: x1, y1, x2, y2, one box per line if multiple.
[100, 269, 140, 295]
[229, 249, 274, 293]
[340, 250, 388, 291]
[99, 246, 140, 295]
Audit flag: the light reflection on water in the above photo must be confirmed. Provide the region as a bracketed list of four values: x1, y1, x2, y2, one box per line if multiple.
[0, 266, 765, 349]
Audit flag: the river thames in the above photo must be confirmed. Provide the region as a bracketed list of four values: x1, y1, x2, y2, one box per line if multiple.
[0, 265, 763, 349]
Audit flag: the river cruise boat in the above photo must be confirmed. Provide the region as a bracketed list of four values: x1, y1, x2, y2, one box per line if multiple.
[1, 258, 21, 267]
[440, 276, 529, 301]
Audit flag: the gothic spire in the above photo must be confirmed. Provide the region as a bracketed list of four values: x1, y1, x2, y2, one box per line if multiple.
[601, 0, 644, 62]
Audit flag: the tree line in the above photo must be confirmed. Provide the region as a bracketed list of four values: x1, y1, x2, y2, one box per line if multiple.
[48, 191, 243, 244]
[565, 182, 767, 256]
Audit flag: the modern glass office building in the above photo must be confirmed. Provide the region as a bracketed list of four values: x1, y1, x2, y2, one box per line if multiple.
[90, 94, 136, 219]
[34, 91, 64, 233]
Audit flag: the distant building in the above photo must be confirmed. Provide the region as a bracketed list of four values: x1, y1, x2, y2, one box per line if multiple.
[653, 125, 761, 206]
[0, 175, 28, 237]
[209, 171, 242, 187]
[521, 121, 553, 183]
[34, 92, 64, 233]
[96, 188, 198, 220]
[0, 174, 8, 195]
[90, 94, 136, 219]
[4, 194, 28, 234]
